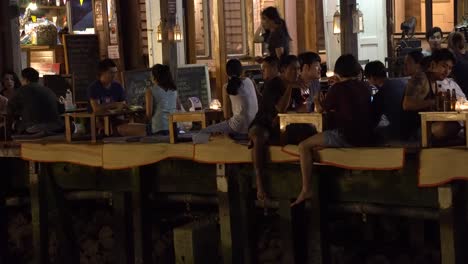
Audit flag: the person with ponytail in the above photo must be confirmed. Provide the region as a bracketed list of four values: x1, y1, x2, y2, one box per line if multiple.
[192, 59, 258, 143]
[254, 6, 291, 59]
[117, 64, 178, 136]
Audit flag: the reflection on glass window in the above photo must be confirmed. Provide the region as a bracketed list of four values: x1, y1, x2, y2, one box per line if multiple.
[195, 0, 210, 58]
[394, 0, 454, 33]
[224, 0, 247, 56]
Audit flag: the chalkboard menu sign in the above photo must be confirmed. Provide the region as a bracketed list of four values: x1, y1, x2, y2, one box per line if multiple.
[63, 34, 99, 103]
[122, 69, 152, 107]
[176, 64, 211, 111]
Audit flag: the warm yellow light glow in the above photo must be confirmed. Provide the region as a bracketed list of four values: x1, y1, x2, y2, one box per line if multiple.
[156, 21, 163, 42]
[28, 1, 38, 11]
[326, 71, 334, 78]
[209, 99, 222, 110]
[333, 6, 341, 35]
[80, 0, 84, 5]
[173, 22, 182, 42]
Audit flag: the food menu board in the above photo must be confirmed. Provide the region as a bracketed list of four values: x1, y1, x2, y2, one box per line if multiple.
[63, 34, 99, 102]
[176, 64, 211, 111]
[122, 69, 152, 107]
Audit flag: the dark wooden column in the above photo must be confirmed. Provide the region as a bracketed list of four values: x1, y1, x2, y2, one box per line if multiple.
[0, 1, 21, 74]
[340, 0, 358, 57]
[119, 0, 145, 70]
[425, 0, 433, 33]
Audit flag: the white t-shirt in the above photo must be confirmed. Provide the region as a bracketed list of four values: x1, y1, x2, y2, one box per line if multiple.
[436, 78, 466, 99]
[227, 78, 259, 133]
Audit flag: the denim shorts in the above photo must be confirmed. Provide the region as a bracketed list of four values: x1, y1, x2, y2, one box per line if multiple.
[323, 129, 351, 147]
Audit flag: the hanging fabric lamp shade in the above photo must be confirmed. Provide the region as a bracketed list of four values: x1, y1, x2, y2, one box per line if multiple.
[333, 5, 341, 35]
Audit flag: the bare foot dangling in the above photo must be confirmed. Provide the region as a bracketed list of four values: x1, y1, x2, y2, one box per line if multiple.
[291, 189, 313, 207]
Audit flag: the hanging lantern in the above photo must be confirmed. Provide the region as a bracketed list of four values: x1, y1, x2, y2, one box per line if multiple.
[353, 4, 364, 33]
[173, 18, 182, 42]
[156, 20, 163, 42]
[80, 0, 84, 5]
[333, 5, 341, 35]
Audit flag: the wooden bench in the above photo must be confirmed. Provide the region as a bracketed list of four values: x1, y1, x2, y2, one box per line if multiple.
[419, 112, 468, 148]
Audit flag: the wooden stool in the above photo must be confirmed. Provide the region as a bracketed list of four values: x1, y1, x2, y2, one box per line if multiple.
[169, 112, 207, 143]
[278, 113, 323, 144]
[419, 112, 468, 147]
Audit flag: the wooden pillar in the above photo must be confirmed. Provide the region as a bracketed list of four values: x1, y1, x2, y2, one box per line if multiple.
[246, 0, 255, 58]
[130, 167, 152, 264]
[305, 0, 318, 52]
[425, 0, 433, 33]
[438, 184, 468, 264]
[185, 0, 197, 64]
[340, 0, 358, 57]
[119, 0, 145, 69]
[386, 0, 394, 59]
[29, 162, 49, 264]
[212, 0, 227, 99]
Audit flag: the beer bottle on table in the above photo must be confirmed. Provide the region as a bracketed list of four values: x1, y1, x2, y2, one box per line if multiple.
[439, 91, 446, 111]
[443, 89, 451, 112]
[451, 89, 457, 111]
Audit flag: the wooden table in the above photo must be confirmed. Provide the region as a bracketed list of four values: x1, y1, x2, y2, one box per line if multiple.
[168, 110, 224, 144]
[419, 112, 468, 148]
[63, 110, 143, 143]
[169, 112, 207, 144]
[278, 112, 323, 144]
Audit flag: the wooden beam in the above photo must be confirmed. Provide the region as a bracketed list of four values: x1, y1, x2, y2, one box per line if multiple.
[185, 0, 197, 64]
[304, 0, 318, 52]
[119, 0, 144, 69]
[425, 0, 433, 33]
[340, 0, 358, 57]
[0, 2, 21, 73]
[296, 0, 305, 53]
[212, 0, 227, 100]
[246, 0, 255, 58]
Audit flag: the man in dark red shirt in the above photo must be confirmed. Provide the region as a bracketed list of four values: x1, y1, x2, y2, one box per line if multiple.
[292, 54, 374, 206]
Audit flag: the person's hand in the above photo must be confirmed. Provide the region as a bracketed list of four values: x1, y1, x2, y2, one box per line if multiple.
[328, 75, 341, 86]
[255, 56, 264, 64]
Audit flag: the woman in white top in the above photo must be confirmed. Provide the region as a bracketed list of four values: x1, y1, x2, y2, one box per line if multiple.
[193, 59, 258, 143]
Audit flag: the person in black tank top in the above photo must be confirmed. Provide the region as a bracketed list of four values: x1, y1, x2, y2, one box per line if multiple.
[402, 49, 460, 141]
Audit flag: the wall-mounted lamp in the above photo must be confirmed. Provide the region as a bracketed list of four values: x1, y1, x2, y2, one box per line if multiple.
[333, 5, 341, 35]
[156, 19, 163, 42]
[353, 4, 364, 33]
[173, 18, 182, 42]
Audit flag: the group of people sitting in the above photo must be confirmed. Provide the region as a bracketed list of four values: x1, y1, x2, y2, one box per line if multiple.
[1, 24, 467, 206]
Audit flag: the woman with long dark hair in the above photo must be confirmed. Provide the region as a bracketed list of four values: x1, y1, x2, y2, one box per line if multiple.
[254, 6, 291, 59]
[192, 59, 258, 143]
[1, 70, 21, 100]
[118, 64, 178, 136]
